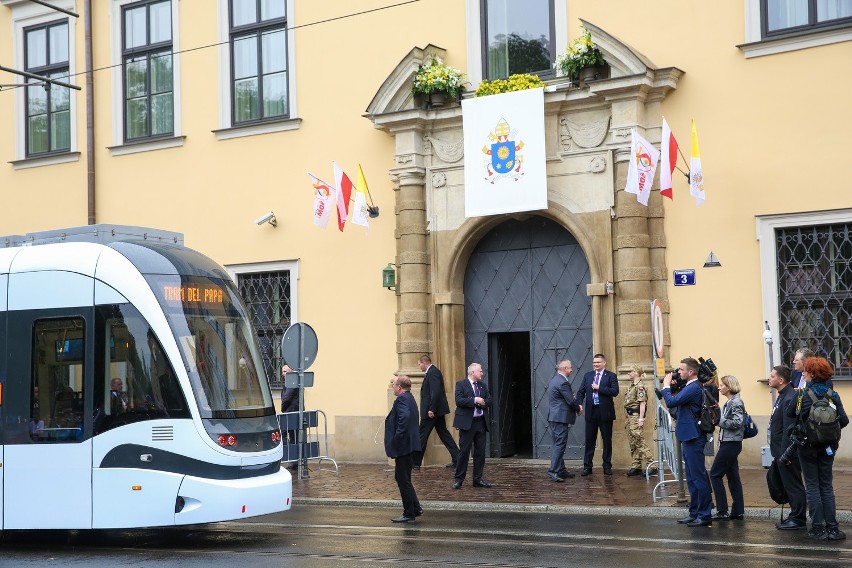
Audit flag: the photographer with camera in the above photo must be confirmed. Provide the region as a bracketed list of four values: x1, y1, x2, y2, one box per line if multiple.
[769, 365, 808, 530]
[661, 357, 713, 527]
[787, 356, 848, 540]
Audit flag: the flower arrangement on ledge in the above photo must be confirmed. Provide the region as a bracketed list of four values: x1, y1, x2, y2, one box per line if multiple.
[412, 55, 465, 99]
[555, 25, 606, 80]
[473, 73, 545, 97]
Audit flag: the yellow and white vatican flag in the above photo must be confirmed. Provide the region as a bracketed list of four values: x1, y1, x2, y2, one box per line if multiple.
[462, 87, 547, 218]
[350, 164, 370, 230]
[624, 129, 660, 206]
[689, 119, 705, 207]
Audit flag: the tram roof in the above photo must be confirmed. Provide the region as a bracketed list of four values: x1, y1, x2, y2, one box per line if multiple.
[0, 225, 230, 281]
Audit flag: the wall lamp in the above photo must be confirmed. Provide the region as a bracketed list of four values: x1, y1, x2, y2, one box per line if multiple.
[382, 263, 396, 290]
[255, 211, 277, 227]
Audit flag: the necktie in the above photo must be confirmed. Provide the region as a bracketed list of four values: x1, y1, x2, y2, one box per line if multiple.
[473, 382, 482, 417]
[593, 372, 601, 405]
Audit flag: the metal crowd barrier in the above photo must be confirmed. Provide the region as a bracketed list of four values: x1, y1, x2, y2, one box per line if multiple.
[278, 409, 339, 477]
[652, 404, 683, 502]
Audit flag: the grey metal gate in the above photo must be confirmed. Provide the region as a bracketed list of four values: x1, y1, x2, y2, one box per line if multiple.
[464, 216, 592, 459]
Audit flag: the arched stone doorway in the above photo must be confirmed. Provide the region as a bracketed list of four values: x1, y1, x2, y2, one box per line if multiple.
[464, 216, 591, 459]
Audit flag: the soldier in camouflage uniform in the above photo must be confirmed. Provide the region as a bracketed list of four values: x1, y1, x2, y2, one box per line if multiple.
[624, 366, 655, 477]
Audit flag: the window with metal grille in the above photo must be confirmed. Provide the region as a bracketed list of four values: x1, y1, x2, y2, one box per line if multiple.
[777, 223, 852, 377]
[237, 271, 291, 387]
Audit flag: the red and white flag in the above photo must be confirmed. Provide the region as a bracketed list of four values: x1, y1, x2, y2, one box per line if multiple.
[625, 129, 659, 206]
[333, 162, 354, 232]
[310, 173, 335, 229]
[660, 117, 678, 200]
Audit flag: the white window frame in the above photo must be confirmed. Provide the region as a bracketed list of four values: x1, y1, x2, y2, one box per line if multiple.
[756, 208, 852, 370]
[465, 0, 567, 87]
[108, 0, 184, 156]
[5, 0, 79, 168]
[225, 259, 300, 324]
[741, 0, 852, 58]
[215, 0, 299, 141]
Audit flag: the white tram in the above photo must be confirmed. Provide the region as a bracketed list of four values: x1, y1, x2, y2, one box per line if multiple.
[0, 226, 291, 529]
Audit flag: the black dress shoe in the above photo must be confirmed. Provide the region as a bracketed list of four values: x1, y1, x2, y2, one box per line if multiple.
[558, 470, 575, 479]
[581, 468, 592, 476]
[472, 479, 492, 488]
[603, 468, 612, 476]
[452, 480, 462, 490]
[412, 465, 420, 470]
[677, 516, 696, 524]
[776, 518, 807, 530]
[414, 508, 423, 517]
[626, 468, 642, 477]
[728, 514, 744, 520]
[391, 515, 415, 523]
[711, 512, 731, 521]
[446, 462, 457, 468]
[687, 518, 712, 527]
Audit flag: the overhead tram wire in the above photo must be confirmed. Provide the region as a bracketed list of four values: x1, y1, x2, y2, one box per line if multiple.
[0, 0, 424, 96]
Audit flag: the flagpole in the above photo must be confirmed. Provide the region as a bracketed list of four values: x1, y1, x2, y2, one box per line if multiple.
[676, 146, 691, 180]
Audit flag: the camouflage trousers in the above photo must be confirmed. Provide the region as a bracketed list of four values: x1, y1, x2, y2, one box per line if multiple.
[626, 414, 653, 468]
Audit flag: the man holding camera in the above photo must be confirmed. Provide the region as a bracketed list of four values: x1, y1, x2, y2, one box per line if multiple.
[769, 365, 808, 530]
[661, 358, 713, 527]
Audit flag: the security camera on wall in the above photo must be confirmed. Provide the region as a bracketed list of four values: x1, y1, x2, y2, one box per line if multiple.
[254, 212, 277, 227]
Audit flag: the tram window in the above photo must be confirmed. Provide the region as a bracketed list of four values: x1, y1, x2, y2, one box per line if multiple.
[94, 304, 190, 434]
[30, 318, 85, 442]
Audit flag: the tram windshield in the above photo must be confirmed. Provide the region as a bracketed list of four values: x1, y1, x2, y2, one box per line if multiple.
[146, 274, 274, 419]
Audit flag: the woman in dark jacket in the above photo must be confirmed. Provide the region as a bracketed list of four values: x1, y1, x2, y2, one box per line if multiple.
[710, 375, 745, 521]
[789, 356, 849, 540]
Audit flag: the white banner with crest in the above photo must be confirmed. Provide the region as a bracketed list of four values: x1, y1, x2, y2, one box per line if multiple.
[462, 87, 547, 218]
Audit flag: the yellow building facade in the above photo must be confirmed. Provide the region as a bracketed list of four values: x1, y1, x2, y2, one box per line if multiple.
[2, 1, 851, 465]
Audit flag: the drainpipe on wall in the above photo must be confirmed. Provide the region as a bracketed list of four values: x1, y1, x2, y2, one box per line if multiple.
[84, 0, 95, 224]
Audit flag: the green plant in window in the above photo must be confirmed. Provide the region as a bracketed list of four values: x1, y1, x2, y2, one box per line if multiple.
[411, 55, 465, 98]
[473, 73, 545, 97]
[554, 25, 606, 80]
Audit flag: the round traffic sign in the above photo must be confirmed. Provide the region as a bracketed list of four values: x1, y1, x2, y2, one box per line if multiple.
[651, 299, 665, 359]
[281, 322, 318, 371]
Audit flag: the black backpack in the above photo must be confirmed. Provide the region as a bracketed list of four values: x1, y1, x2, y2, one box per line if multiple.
[800, 388, 841, 447]
[697, 385, 721, 434]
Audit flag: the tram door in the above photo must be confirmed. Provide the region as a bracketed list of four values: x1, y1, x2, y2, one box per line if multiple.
[3, 305, 94, 529]
[0, 303, 6, 525]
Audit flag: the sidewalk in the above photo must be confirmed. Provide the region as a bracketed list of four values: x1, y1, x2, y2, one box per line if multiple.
[291, 460, 852, 521]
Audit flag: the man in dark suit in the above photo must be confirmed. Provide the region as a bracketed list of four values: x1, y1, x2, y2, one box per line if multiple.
[769, 364, 808, 530]
[662, 357, 713, 527]
[547, 359, 580, 482]
[413, 354, 459, 469]
[384, 374, 422, 523]
[110, 378, 129, 415]
[791, 348, 813, 390]
[452, 363, 492, 489]
[576, 353, 619, 476]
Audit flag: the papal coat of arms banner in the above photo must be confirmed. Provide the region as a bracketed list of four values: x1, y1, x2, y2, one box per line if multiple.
[462, 87, 547, 218]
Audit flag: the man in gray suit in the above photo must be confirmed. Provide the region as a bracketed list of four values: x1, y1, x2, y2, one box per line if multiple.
[547, 360, 580, 481]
